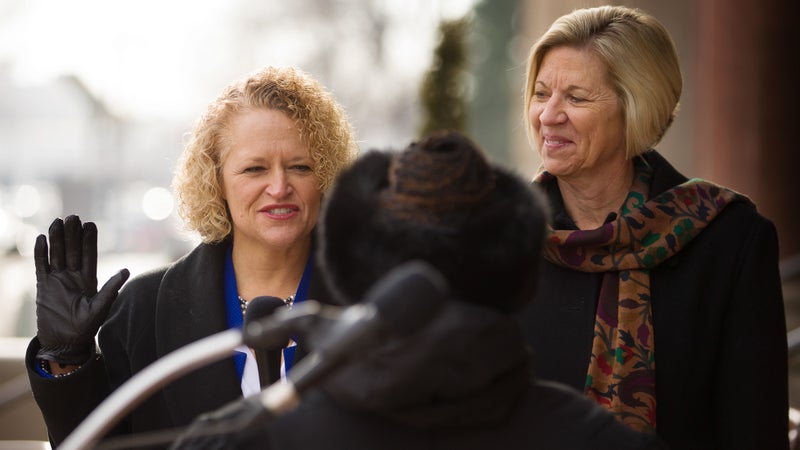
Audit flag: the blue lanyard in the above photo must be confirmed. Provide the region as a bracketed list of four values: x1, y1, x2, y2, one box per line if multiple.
[224, 244, 313, 380]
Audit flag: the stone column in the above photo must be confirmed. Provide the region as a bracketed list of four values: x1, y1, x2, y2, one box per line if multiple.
[694, 0, 800, 259]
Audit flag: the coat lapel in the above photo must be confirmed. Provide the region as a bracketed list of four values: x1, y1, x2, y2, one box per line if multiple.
[154, 240, 244, 426]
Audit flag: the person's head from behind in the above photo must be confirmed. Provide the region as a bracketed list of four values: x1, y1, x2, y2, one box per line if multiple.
[318, 130, 548, 313]
[524, 5, 682, 167]
[173, 66, 358, 244]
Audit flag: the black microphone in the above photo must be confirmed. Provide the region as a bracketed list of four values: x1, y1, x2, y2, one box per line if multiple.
[243, 296, 286, 387]
[243, 300, 330, 350]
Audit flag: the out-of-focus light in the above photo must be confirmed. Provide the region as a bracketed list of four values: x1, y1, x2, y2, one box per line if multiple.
[439, 0, 478, 20]
[142, 187, 174, 221]
[14, 185, 41, 218]
[0, 208, 11, 250]
[0, 209, 8, 235]
[15, 222, 39, 257]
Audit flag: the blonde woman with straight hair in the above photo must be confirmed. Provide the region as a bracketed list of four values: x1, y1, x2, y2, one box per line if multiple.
[518, 5, 787, 449]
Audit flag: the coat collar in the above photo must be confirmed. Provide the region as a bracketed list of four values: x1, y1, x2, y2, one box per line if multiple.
[640, 149, 689, 197]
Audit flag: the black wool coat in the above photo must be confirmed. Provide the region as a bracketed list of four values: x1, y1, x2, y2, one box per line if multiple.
[517, 150, 788, 449]
[26, 238, 334, 448]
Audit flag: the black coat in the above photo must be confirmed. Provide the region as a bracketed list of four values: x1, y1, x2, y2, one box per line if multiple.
[517, 150, 788, 449]
[26, 238, 333, 448]
[174, 300, 667, 450]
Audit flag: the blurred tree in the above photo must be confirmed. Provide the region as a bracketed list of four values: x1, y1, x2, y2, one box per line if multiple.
[418, 17, 470, 137]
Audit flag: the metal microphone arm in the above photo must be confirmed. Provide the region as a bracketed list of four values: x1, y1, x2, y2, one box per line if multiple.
[58, 329, 242, 450]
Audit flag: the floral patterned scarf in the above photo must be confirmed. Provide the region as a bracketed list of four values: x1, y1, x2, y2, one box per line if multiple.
[535, 157, 751, 431]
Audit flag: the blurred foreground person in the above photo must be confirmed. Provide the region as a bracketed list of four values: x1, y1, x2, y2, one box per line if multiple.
[173, 131, 667, 450]
[26, 66, 358, 448]
[518, 5, 787, 448]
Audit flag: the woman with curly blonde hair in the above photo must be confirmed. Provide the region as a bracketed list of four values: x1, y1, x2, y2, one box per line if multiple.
[173, 66, 357, 243]
[26, 66, 359, 448]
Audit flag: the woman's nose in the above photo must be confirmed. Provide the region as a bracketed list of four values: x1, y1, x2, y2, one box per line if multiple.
[264, 170, 291, 198]
[537, 97, 566, 126]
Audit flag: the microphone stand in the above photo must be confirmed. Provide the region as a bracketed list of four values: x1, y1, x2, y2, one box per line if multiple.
[255, 348, 282, 388]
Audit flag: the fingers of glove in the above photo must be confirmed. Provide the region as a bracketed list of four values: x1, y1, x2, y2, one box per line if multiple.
[91, 268, 130, 320]
[63, 214, 83, 272]
[47, 217, 66, 272]
[104, 268, 130, 294]
[81, 221, 99, 291]
[34, 234, 50, 280]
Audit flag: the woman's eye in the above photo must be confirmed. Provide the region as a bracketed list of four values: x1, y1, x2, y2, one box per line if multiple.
[243, 166, 265, 173]
[533, 91, 548, 101]
[569, 95, 586, 103]
[292, 164, 312, 172]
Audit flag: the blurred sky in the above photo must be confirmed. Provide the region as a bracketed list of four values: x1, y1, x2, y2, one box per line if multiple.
[0, 0, 478, 130]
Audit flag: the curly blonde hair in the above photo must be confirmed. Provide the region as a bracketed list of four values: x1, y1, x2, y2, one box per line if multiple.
[172, 66, 359, 243]
[524, 6, 682, 159]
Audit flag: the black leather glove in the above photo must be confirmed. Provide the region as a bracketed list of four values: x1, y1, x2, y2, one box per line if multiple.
[34, 215, 130, 365]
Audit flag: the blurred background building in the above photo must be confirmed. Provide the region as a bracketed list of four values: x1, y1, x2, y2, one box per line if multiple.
[0, 0, 797, 442]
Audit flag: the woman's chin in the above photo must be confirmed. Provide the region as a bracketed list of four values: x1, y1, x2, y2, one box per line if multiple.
[260, 230, 311, 250]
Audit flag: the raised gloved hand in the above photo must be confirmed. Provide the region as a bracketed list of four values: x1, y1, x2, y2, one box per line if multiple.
[34, 215, 130, 365]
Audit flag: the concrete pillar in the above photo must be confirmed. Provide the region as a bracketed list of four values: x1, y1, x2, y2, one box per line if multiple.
[694, 0, 800, 259]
